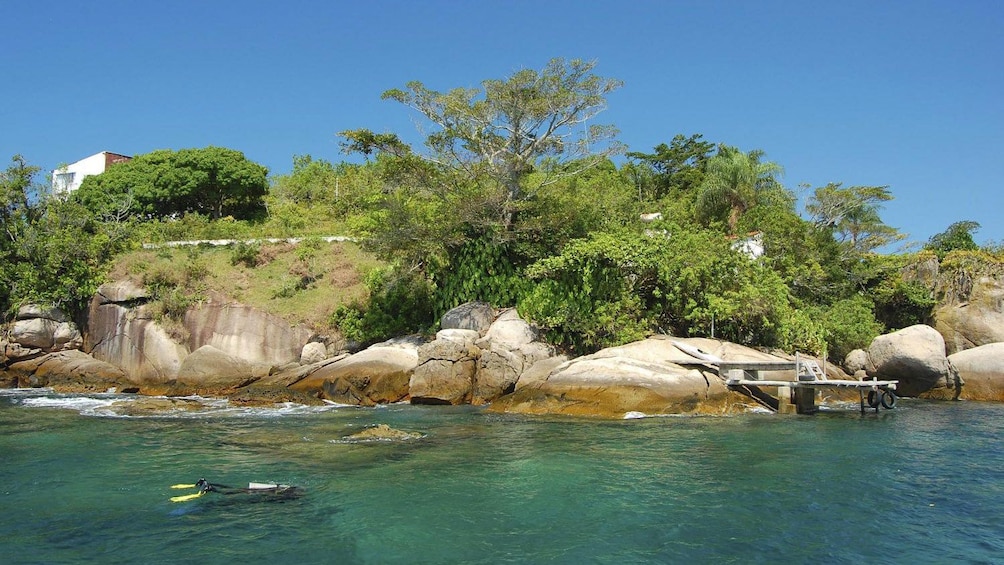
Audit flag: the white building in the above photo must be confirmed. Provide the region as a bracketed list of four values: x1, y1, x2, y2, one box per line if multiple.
[52, 151, 131, 195]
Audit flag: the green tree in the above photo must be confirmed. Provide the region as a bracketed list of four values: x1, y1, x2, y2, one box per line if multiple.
[0, 155, 131, 316]
[74, 146, 269, 220]
[806, 183, 901, 253]
[696, 146, 784, 235]
[339, 59, 627, 315]
[925, 220, 980, 258]
[626, 133, 715, 200]
[341, 57, 624, 232]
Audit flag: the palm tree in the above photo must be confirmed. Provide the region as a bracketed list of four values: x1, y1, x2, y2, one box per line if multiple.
[696, 146, 783, 235]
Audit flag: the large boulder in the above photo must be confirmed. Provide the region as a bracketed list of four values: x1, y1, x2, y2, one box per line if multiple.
[300, 342, 328, 365]
[289, 337, 422, 405]
[410, 329, 480, 405]
[948, 343, 1004, 401]
[9, 305, 81, 352]
[472, 310, 556, 404]
[10, 318, 59, 350]
[175, 345, 272, 390]
[843, 349, 873, 375]
[935, 276, 1004, 354]
[866, 325, 959, 398]
[490, 337, 757, 418]
[440, 302, 495, 334]
[7, 350, 129, 392]
[479, 308, 537, 349]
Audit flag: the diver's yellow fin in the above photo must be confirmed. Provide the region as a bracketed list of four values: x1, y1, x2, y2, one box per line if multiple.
[170, 491, 206, 503]
[171, 484, 196, 489]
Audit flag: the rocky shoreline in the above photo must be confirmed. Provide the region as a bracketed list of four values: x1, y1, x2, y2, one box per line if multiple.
[3, 279, 1003, 417]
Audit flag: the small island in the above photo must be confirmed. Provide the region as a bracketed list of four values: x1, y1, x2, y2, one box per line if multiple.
[2, 59, 1002, 416]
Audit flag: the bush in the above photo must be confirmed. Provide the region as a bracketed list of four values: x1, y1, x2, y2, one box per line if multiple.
[519, 226, 797, 353]
[230, 241, 261, 267]
[814, 295, 884, 362]
[330, 267, 435, 344]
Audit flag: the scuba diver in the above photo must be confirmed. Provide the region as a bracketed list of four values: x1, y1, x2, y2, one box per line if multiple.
[170, 478, 300, 502]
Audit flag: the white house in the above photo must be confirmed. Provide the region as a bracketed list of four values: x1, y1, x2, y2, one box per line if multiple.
[52, 151, 131, 195]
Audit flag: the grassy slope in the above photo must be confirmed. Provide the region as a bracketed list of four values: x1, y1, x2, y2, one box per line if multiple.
[107, 240, 385, 333]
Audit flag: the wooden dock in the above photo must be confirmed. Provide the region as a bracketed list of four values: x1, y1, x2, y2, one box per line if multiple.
[669, 343, 898, 414]
[720, 357, 898, 414]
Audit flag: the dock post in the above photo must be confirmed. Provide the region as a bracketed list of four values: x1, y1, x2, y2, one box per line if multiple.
[793, 386, 817, 414]
[777, 385, 797, 414]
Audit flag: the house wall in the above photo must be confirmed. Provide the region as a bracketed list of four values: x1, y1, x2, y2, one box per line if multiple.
[52, 151, 131, 195]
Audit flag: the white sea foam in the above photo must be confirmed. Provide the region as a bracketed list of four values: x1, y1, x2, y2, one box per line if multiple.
[5, 390, 354, 419]
[19, 395, 118, 415]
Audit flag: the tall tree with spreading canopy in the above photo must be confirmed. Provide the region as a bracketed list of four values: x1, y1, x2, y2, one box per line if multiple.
[1, 155, 130, 316]
[696, 145, 784, 235]
[806, 183, 901, 253]
[336, 58, 626, 329]
[340, 57, 625, 234]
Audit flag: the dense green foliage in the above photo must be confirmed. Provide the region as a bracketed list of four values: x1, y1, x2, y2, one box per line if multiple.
[73, 146, 269, 221]
[1, 156, 132, 316]
[925, 220, 981, 259]
[330, 268, 435, 345]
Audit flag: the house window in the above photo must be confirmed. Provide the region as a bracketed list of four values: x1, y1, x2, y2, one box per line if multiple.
[55, 172, 75, 191]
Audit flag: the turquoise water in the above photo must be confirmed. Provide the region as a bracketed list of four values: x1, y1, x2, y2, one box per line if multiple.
[1, 391, 1001, 564]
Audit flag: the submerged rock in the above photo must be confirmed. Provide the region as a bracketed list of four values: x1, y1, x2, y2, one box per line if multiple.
[343, 423, 424, 442]
[105, 396, 209, 416]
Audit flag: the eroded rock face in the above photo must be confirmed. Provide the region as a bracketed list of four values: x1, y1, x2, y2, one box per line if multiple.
[935, 277, 1004, 354]
[948, 343, 1004, 401]
[86, 297, 187, 384]
[85, 283, 317, 385]
[866, 325, 958, 398]
[184, 293, 314, 366]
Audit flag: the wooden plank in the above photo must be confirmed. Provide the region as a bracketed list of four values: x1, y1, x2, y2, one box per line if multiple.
[718, 362, 797, 372]
[726, 379, 898, 390]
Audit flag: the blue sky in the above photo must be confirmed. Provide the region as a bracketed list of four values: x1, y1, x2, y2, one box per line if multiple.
[4, 0, 1001, 247]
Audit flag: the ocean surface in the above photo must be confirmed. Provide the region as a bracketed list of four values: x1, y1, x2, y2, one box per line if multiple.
[1, 389, 1001, 565]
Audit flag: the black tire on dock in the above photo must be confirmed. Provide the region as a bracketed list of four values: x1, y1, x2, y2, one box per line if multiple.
[880, 390, 897, 409]
[866, 390, 881, 408]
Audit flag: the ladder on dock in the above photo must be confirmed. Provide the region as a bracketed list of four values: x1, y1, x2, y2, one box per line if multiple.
[797, 358, 827, 381]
